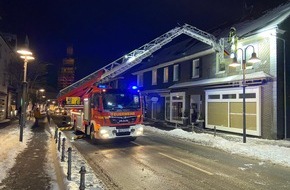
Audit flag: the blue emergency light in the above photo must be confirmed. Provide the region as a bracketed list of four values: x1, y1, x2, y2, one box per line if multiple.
[98, 84, 107, 89]
[131, 86, 138, 90]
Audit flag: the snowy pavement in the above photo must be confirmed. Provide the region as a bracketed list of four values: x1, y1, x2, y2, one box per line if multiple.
[1, 121, 290, 189]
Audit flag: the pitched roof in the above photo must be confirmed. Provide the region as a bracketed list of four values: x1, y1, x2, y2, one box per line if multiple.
[129, 2, 290, 74]
[218, 2, 290, 38]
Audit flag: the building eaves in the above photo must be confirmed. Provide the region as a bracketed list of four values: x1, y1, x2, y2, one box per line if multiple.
[169, 71, 272, 89]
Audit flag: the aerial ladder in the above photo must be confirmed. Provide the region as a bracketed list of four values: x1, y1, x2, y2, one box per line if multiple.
[57, 24, 226, 103]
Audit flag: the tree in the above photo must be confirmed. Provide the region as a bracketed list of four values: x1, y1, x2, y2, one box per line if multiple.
[26, 61, 51, 104]
[6, 58, 51, 105]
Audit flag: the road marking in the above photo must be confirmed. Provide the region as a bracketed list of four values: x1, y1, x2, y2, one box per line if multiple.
[131, 141, 142, 146]
[158, 152, 213, 175]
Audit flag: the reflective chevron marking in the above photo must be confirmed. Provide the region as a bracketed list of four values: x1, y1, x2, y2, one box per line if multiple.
[58, 126, 74, 131]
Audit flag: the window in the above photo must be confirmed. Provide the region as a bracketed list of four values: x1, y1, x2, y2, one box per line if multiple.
[239, 93, 256, 99]
[163, 67, 168, 83]
[170, 92, 185, 123]
[222, 94, 236, 99]
[152, 69, 157, 85]
[192, 59, 200, 78]
[173, 64, 179, 81]
[92, 94, 100, 108]
[208, 95, 220, 99]
[216, 54, 225, 73]
[137, 73, 143, 87]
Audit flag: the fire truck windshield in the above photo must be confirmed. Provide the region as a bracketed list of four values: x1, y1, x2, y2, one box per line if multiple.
[102, 91, 140, 111]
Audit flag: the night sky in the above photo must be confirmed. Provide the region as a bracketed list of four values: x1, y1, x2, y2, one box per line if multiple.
[0, 0, 288, 86]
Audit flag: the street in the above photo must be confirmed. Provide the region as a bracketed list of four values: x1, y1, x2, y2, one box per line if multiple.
[53, 115, 290, 190]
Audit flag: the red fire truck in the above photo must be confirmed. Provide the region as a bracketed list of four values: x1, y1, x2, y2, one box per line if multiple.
[68, 85, 143, 141]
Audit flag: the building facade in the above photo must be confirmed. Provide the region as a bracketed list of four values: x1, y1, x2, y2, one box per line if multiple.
[0, 33, 19, 121]
[58, 46, 76, 90]
[117, 3, 290, 140]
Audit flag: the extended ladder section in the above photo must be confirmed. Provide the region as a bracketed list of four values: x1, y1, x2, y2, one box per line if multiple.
[57, 24, 224, 101]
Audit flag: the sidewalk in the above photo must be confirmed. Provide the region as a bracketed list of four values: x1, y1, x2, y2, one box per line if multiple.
[0, 118, 64, 190]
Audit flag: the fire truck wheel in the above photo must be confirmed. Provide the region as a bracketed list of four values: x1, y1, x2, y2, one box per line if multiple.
[90, 125, 95, 140]
[73, 120, 77, 132]
[129, 137, 137, 141]
[85, 124, 90, 138]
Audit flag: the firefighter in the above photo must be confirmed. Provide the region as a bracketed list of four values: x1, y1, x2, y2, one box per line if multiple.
[34, 108, 41, 127]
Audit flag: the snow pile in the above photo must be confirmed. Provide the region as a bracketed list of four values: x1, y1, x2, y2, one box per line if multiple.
[48, 127, 106, 190]
[0, 123, 33, 183]
[145, 126, 290, 167]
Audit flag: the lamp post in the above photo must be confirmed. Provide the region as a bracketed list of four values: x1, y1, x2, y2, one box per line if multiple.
[229, 45, 260, 143]
[17, 49, 35, 142]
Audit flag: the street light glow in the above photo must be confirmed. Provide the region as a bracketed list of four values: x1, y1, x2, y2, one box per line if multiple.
[248, 52, 260, 63]
[229, 57, 240, 67]
[20, 55, 35, 60]
[17, 49, 33, 55]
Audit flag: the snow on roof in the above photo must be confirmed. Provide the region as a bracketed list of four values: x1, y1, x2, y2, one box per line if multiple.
[169, 71, 272, 89]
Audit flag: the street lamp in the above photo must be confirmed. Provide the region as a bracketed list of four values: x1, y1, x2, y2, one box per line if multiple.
[229, 45, 260, 143]
[17, 49, 35, 142]
[37, 88, 45, 101]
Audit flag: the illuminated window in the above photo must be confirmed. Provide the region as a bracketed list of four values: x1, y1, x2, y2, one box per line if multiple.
[163, 67, 168, 83]
[170, 92, 185, 123]
[173, 64, 179, 81]
[152, 69, 157, 85]
[192, 59, 200, 78]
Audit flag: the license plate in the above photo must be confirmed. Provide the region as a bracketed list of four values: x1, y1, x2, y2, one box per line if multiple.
[117, 128, 130, 133]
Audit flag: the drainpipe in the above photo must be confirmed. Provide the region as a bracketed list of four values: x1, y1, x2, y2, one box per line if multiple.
[276, 36, 286, 139]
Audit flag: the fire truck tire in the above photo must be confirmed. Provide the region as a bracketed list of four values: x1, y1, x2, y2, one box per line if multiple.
[129, 137, 137, 141]
[85, 124, 90, 138]
[90, 125, 96, 141]
[73, 120, 77, 132]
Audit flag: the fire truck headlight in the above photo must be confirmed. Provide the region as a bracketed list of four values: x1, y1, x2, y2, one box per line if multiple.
[100, 129, 109, 138]
[136, 126, 143, 136]
[100, 129, 108, 134]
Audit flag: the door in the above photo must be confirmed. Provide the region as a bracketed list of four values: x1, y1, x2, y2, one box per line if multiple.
[190, 95, 202, 123]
